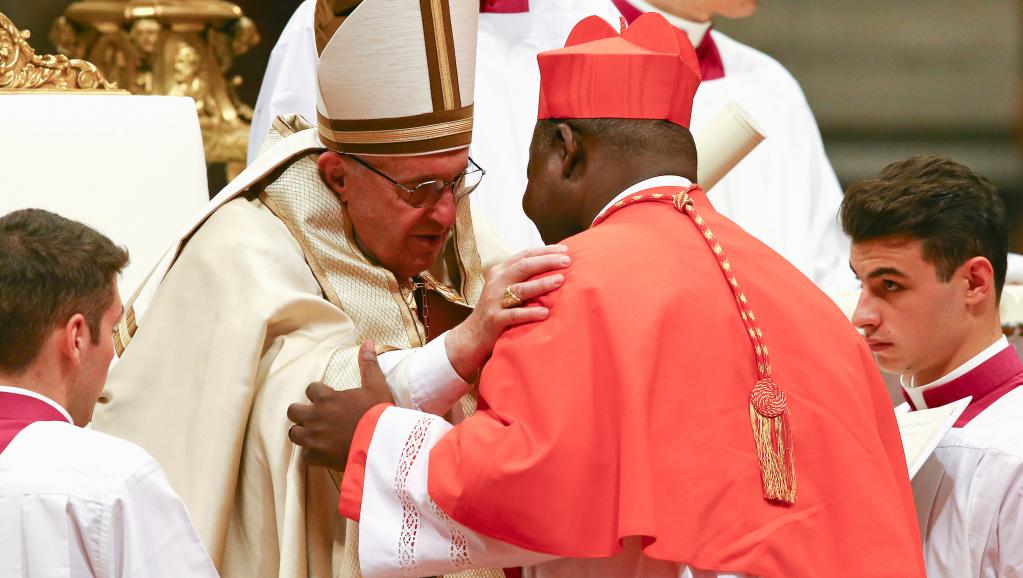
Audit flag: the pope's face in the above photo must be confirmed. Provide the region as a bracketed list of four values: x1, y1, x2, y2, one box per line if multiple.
[326, 149, 467, 278]
[850, 236, 970, 382]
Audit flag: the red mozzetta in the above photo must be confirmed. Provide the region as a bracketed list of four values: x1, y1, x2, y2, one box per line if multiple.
[423, 187, 925, 577]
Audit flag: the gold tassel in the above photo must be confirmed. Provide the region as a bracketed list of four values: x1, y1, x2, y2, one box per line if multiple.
[667, 187, 798, 505]
[749, 402, 796, 504]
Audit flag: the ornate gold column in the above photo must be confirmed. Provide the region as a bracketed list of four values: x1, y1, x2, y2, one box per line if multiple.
[51, 0, 260, 180]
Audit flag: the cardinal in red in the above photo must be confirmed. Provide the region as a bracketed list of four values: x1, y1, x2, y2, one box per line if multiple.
[288, 12, 925, 578]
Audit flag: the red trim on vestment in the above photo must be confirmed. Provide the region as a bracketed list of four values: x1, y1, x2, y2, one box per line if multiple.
[610, 0, 725, 80]
[339, 403, 393, 522]
[0, 391, 71, 455]
[480, 0, 528, 13]
[904, 345, 1023, 426]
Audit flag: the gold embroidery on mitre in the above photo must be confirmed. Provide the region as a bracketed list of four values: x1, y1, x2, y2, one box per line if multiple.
[320, 116, 473, 145]
[430, 0, 455, 110]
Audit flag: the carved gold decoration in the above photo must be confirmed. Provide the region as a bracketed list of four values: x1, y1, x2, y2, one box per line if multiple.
[51, 1, 262, 183]
[0, 11, 116, 91]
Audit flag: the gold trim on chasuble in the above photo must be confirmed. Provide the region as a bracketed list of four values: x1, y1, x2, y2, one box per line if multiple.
[113, 114, 484, 372]
[420, 0, 461, 111]
[112, 306, 137, 357]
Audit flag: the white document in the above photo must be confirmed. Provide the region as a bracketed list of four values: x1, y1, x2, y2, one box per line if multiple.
[695, 101, 766, 192]
[895, 397, 971, 479]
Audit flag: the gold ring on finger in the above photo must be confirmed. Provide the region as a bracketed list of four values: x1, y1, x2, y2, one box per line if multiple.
[501, 285, 523, 308]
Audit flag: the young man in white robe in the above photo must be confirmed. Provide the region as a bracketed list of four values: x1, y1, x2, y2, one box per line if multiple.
[844, 155, 1023, 576]
[0, 209, 217, 577]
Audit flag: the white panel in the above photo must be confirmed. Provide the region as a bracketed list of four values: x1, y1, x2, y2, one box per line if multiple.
[0, 94, 209, 298]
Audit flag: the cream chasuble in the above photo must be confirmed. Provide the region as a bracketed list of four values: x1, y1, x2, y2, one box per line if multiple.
[92, 117, 505, 578]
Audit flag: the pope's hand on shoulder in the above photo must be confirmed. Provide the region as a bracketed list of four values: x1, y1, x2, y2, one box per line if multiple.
[287, 341, 393, 471]
[445, 244, 570, 380]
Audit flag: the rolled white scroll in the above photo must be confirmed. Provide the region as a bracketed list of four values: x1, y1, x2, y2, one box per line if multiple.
[695, 101, 766, 192]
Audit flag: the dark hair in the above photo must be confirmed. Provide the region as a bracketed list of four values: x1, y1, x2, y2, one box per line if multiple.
[536, 118, 697, 163]
[841, 155, 1007, 298]
[0, 209, 129, 373]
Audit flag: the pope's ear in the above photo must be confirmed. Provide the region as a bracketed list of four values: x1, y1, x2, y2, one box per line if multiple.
[318, 151, 348, 199]
[552, 122, 583, 181]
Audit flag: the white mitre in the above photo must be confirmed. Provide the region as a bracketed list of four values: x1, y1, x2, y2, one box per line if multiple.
[316, 0, 478, 155]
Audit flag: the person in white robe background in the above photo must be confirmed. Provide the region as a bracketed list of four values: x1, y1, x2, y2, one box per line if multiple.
[247, 0, 318, 165]
[0, 209, 217, 577]
[613, 0, 855, 291]
[843, 155, 1023, 576]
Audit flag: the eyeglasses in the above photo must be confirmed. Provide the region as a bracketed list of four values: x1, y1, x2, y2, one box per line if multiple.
[346, 154, 486, 208]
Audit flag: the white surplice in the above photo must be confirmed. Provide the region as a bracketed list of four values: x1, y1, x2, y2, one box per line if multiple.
[247, 0, 318, 165]
[699, 32, 854, 291]
[349, 406, 751, 578]
[467, 0, 621, 251]
[626, 0, 854, 291]
[0, 386, 218, 578]
[902, 340, 1023, 577]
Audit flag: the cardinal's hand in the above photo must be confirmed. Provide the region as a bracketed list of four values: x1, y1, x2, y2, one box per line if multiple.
[287, 341, 392, 471]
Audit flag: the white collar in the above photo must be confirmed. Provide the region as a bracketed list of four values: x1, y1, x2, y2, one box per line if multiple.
[623, 0, 712, 47]
[900, 335, 1009, 409]
[0, 385, 74, 423]
[593, 175, 693, 225]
